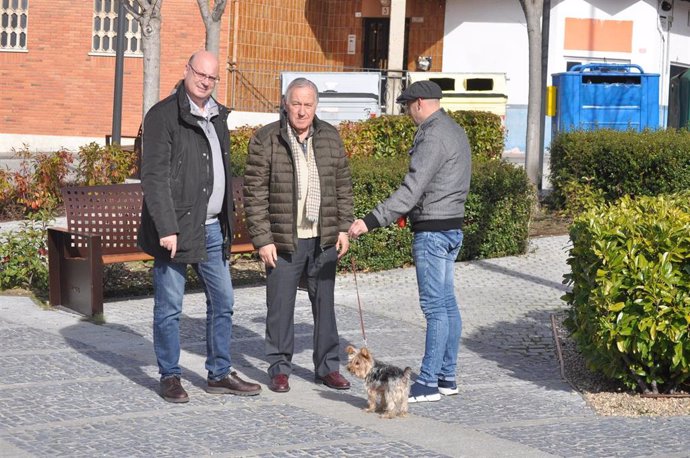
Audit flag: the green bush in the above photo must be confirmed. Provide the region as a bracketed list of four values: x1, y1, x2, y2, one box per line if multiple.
[0, 211, 51, 294]
[549, 129, 690, 210]
[461, 160, 535, 259]
[446, 110, 505, 160]
[341, 155, 534, 271]
[343, 155, 413, 272]
[338, 111, 503, 161]
[230, 125, 256, 176]
[564, 192, 690, 394]
[75, 142, 137, 186]
[354, 115, 416, 158]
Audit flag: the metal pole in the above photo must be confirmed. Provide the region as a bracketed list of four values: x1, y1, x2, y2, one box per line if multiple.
[111, 0, 126, 146]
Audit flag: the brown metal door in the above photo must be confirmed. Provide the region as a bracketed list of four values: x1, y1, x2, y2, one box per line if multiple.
[363, 18, 389, 70]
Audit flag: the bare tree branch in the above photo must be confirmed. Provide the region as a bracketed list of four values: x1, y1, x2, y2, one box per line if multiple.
[212, 0, 228, 22]
[196, 0, 227, 59]
[197, 0, 228, 28]
[122, 0, 141, 20]
[196, 0, 211, 27]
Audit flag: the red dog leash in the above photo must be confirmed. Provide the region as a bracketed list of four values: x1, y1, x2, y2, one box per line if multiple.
[350, 256, 368, 348]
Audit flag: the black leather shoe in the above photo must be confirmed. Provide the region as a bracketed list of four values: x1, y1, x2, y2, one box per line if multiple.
[315, 371, 351, 390]
[160, 376, 189, 403]
[268, 374, 290, 393]
[207, 371, 261, 396]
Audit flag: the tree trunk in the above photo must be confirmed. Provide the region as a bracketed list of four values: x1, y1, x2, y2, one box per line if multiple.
[196, 0, 227, 59]
[126, 0, 163, 121]
[519, 0, 544, 188]
[196, 1, 227, 98]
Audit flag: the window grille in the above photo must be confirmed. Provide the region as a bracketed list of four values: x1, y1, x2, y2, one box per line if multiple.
[92, 0, 142, 56]
[0, 0, 29, 51]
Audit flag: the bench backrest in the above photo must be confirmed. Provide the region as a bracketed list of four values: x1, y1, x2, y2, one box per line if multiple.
[60, 179, 252, 257]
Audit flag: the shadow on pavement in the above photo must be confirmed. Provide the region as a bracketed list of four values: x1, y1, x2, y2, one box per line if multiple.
[463, 307, 569, 391]
[473, 259, 569, 292]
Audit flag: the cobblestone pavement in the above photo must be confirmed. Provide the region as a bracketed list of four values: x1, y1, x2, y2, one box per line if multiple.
[2, 235, 690, 457]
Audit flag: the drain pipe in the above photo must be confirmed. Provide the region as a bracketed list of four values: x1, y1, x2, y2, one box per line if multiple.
[657, 2, 672, 127]
[228, 0, 240, 110]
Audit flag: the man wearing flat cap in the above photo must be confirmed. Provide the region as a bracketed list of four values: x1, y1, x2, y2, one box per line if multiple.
[349, 80, 472, 404]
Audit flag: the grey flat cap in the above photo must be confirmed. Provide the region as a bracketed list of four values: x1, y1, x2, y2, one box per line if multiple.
[396, 80, 443, 103]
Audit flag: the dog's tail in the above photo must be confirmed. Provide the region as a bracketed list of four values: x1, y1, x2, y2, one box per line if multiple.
[403, 367, 412, 380]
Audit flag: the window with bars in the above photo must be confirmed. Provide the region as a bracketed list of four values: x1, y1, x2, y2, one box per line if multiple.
[1, 0, 29, 51]
[92, 0, 142, 56]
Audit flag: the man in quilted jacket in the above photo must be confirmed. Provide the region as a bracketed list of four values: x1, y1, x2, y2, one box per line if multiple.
[243, 77, 354, 393]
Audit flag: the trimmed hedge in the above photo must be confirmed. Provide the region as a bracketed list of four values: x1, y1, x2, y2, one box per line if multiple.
[232, 110, 505, 171]
[341, 155, 534, 271]
[343, 155, 414, 271]
[564, 192, 690, 394]
[549, 129, 690, 211]
[462, 160, 535, 259]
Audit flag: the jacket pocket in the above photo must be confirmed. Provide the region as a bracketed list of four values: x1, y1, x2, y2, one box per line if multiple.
[171, 156, 184, 181]
[174, 205, 194, 251]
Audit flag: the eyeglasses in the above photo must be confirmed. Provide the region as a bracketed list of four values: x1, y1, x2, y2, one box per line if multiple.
[188, 64, 220, 84]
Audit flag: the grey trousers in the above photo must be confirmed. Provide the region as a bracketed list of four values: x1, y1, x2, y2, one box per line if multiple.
[265, 237, 341, 378]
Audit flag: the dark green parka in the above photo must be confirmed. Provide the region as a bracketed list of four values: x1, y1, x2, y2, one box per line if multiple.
[243, 114, 353, 253]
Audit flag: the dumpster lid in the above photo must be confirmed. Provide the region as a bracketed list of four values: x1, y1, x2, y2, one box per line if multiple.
[557, 63, 658, 76]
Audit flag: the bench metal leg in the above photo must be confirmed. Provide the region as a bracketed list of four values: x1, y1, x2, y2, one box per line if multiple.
[47, 229, 105, 317]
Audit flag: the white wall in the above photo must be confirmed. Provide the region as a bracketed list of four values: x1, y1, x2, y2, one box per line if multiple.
[443, 0, 528, 104]
[668, 1, 690, 66]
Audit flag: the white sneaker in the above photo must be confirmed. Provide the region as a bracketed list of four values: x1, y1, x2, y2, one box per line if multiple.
[408, 382, 441, 403]
[438, 379, 459, 396]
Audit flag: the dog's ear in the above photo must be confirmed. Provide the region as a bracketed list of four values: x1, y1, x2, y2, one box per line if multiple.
[361, 347, 370, 358]
[345, 345, 356, 355]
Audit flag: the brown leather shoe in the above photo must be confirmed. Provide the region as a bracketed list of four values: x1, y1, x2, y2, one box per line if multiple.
[268, 374, 290, 393]
[160, 376, 189, 403]
[315, 371, 351, 390]
[207, 371, 262, 396]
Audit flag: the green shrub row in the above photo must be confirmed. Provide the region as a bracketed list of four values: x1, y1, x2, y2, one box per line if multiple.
[340, 155, 535, 271]
[230, 110, 505, 176]
[549, 129, 690, 212]
[563, 192, 690, 394]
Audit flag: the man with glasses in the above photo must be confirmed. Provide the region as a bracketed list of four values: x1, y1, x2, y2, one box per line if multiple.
[139, 50, 261, 403]
[348, 80, 472, 404]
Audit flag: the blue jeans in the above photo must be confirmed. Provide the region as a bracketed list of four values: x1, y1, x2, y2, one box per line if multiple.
[153, 220, 234, 381]
[412, 229, 464, 387]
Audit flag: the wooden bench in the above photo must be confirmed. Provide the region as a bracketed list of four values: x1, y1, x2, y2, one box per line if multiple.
[47, 178, 254, 317]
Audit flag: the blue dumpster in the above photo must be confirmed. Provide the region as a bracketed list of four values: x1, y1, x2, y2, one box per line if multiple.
[551, 63, 659, 134]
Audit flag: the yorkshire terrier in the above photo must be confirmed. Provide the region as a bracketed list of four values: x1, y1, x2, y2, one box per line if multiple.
[345, 345, 412, 419]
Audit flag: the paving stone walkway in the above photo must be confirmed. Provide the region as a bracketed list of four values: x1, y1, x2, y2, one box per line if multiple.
[1, 235, 690, 457]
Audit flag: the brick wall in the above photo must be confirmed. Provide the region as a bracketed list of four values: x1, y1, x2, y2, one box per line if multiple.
[406, 1, 445, 72]
[0, 0, 229, 140]
[1, 0, 444, 143]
